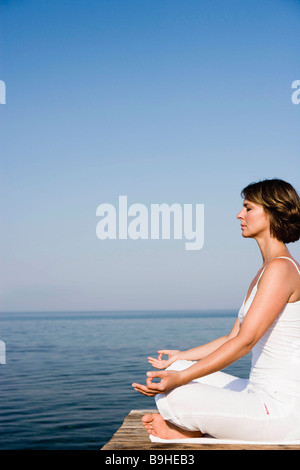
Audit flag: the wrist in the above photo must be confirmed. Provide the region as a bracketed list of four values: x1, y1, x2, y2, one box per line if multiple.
[175, 350, 183, 361]
[179, 363, 198, 385]
[177, 369, 190, 386]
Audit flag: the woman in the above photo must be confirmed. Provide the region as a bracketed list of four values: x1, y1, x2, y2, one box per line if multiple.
[132, 178, 300, 442]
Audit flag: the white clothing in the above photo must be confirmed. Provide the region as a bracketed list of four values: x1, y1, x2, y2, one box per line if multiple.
[239, 256, 300, 400]
[155, 257, 300, 441]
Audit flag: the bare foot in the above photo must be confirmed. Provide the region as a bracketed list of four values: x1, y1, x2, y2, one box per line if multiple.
[142, 413, 203, 439]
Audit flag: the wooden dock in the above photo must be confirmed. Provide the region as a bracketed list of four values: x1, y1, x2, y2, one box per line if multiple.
[101, 409, 300, 450]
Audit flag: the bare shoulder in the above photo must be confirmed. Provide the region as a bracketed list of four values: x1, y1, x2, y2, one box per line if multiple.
[265, 256, 299, 272]
[270, 257, 300, 275]
[258, 258, 291, 286]
[259, 257, 300, 301]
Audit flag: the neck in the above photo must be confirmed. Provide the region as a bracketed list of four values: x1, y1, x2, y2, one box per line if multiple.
[255, 236, 289, 265]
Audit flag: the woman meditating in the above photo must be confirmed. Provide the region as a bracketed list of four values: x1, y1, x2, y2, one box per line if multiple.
[132, 179, 300, 442]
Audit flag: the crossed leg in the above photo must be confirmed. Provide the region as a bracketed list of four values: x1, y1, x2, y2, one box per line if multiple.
[141, 361, 250, 440]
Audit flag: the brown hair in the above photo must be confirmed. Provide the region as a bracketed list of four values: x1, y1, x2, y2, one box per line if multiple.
[241, 179, 300, 243]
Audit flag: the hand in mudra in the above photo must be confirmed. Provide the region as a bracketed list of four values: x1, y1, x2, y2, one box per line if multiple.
[147, 349, 180, 369]
[132, 370, 181, 397]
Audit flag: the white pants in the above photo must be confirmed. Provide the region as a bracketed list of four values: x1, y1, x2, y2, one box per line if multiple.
[155, 360, 300, 442]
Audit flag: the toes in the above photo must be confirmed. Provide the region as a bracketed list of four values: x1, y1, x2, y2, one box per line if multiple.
[142, 413, 154, 424]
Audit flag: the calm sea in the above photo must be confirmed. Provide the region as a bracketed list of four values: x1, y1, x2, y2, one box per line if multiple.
[0, 310, 251, 450]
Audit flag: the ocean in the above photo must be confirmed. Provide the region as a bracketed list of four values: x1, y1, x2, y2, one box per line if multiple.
[0, 310, 251, 450]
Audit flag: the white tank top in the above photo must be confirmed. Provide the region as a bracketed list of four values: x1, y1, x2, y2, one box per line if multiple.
[238, 257, 300, 398]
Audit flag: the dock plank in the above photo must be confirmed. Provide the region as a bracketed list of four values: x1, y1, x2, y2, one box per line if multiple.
[101, 410, 300, 450]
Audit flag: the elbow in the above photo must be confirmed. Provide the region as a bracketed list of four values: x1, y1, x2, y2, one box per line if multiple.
[235, 333, 256, 356]
[242, 342, 254, 356]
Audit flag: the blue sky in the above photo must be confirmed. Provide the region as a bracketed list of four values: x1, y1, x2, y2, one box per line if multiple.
[0, 0, 299, 312]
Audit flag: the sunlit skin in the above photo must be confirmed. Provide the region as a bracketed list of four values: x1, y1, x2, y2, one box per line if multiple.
[132, 199, 300, 439]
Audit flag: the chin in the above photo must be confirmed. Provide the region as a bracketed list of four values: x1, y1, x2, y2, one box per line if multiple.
[241, 230, 252, 238]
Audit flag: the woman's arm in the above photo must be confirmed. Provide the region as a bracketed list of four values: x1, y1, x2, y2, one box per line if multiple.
[179, 317, 241, 361]
[147, 317, 241, 369]
[133, 259, 294, 396]
[134, 319, 241, 395]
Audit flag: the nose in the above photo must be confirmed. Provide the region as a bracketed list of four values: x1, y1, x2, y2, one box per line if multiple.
[237, 208, 244, 220]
